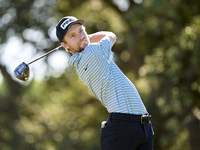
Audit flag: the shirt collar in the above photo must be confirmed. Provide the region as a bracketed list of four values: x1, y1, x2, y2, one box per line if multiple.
[68, 44, 91, 66]
[68, 52, 83, 66]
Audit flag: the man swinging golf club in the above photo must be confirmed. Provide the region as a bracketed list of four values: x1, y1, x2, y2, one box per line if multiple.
[56, 16, 154, 150]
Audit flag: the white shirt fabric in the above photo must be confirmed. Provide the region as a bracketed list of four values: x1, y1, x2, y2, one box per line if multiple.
[68, 37, 147, 115]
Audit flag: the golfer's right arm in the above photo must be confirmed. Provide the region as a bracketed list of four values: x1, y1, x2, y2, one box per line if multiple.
[88, 31, 116, 47]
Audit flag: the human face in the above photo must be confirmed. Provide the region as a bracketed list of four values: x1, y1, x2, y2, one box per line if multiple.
[61, 24, 90, 54]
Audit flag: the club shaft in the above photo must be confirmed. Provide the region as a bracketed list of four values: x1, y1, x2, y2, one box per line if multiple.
[27, 45, 63, 65]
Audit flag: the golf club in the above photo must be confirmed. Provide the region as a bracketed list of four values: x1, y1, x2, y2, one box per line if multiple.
[14, 45, 63, 81]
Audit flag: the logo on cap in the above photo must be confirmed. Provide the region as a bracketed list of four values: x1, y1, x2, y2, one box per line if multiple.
[60, 19, 73, 30]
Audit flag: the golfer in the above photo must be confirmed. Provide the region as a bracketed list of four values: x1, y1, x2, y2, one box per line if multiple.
[56, 16, 154, 150]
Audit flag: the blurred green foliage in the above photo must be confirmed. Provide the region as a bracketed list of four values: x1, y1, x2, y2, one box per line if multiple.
[0, 0, 200, 150]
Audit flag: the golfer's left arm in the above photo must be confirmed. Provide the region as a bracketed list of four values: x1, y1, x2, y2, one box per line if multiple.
[88, 31, 116, 47]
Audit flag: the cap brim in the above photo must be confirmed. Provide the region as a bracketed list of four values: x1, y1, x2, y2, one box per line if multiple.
[64, 19, 85, 36]
[69, 19, 85, 28]
[73, 19, 85, 25]
[57, 19, 85, 42]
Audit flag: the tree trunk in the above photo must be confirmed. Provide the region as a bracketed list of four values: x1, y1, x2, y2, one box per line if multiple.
[186, 115, 200, 150]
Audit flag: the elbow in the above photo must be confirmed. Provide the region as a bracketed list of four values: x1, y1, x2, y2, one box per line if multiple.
[110, 32, 117, 46]
[113, 33, 117, 44]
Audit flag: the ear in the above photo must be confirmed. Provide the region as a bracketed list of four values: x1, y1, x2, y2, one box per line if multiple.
[61, 42, 70, 50]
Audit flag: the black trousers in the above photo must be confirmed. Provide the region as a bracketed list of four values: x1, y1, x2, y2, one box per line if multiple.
[101, 113, 154, 150]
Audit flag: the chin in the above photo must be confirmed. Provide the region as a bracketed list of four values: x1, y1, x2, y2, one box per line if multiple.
[81, 43, 89, 50]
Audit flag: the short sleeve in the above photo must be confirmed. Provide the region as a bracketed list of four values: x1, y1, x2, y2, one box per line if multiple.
[99, 37, 114, 62]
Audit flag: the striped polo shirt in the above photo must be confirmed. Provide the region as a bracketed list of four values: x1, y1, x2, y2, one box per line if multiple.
[68, 38, 147, 115]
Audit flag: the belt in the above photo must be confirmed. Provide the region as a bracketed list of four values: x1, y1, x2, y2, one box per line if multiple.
[110, 113, 151, 124]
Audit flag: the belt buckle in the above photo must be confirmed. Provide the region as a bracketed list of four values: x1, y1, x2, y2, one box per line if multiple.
[141, 114, 147, 124]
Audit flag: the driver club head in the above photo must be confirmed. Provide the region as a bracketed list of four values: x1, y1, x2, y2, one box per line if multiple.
[14, 62, 30, 81]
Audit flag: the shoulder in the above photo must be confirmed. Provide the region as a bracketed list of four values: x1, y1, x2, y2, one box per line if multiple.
[99, 37, 112, 47]
[86, 38, 111, 51]
[83, 39, 111, 57]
